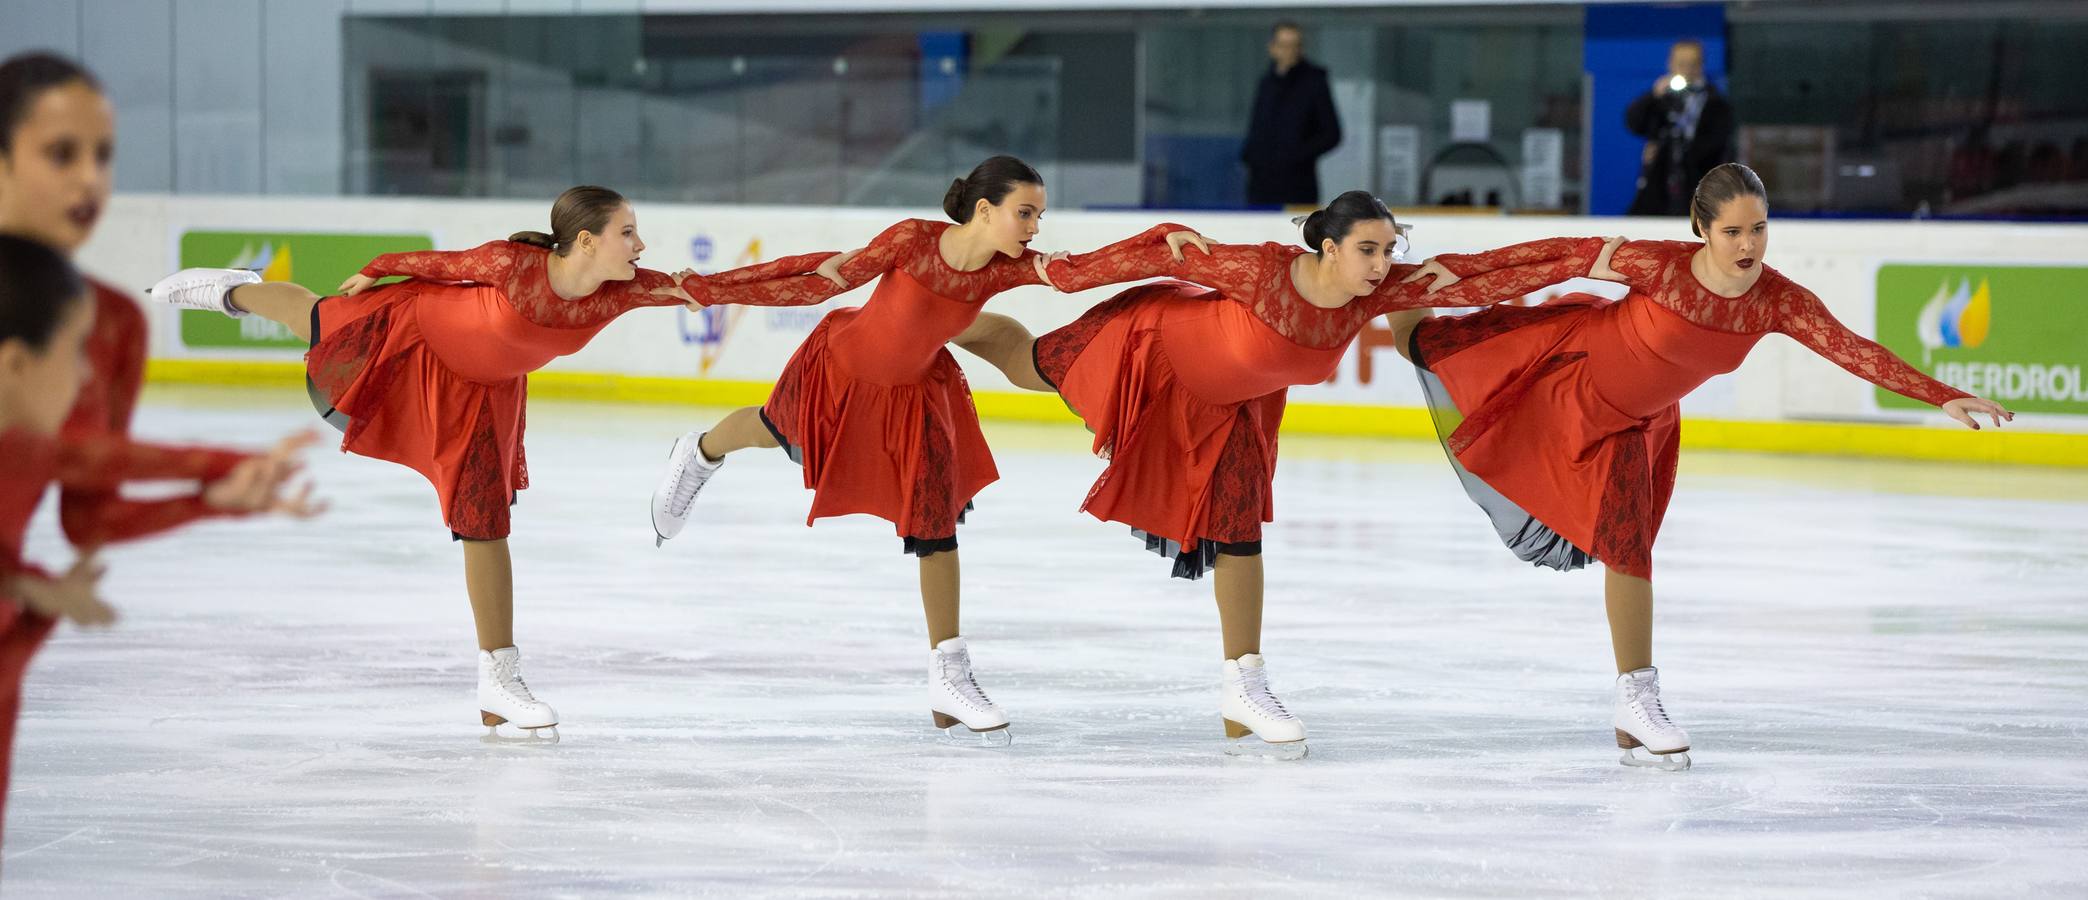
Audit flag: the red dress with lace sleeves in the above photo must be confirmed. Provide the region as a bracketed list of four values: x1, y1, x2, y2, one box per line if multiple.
[1029, 238, 1600, 577]
[56, 279, 250, 547]
[756, 220, 1043, 549]
[316, 240, 826, 539]
[1410, 239, 1969, 579]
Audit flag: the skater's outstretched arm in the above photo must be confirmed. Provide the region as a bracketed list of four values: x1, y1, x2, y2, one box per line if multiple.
[1427, 236, 1611, 281]
[692, 221, 923, 308]
[349, 241, 528, 292]
[1597, 239, 1700, 289]
[46, 430, 323, 545]
[1771, 284, 2008, 428]
[700, 252, 843, 285]
[1036, 223, 1214, 293]
[1366, 237, 1614, 314]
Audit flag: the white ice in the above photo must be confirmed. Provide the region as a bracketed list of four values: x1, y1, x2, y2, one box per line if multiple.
[6, 385, 2087, 898]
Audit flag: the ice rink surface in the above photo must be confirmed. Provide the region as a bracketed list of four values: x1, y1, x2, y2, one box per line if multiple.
[6, 386, 2085, 898]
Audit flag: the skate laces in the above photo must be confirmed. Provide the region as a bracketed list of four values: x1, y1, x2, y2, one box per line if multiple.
[1236, 665, 1293, 720]
[940, 649, 994, 711]
[1629, 678, 1672, 729]
[495, 659, 539, 704]
[666, 439, 712, 516]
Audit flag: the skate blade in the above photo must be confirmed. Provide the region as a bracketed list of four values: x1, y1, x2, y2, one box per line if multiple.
[481, 723, 560, 745]
[481, 711, 560, 745]
[932, 713, 1012, 747]
[1223, 739, 1309, 761]
[1618, 747, 1690, 771]
[938, 726, 1013, 748]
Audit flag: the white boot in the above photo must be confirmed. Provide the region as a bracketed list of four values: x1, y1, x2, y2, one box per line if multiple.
[929, 637, 1010, 746]
[147, 267, 259, 318]
[1613, 666, 1689, 770]
[479, 646, 559, 743]
[1221, 654, 1307, 760]
[650, 430, 723, 547]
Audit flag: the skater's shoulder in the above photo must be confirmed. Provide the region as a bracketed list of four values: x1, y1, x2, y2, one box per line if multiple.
[84, 276, 145, 328]
[487, 239, 543, 257]
[82, 275, 147, 342]
[882, 218, 942, 241]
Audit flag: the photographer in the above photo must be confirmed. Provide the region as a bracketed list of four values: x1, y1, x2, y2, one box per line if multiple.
[1625, 39, 1735, 216]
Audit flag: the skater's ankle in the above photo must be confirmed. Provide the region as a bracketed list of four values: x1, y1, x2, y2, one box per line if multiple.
[695, 432, 725, 463]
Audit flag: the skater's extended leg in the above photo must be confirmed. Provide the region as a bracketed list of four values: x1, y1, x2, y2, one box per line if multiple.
[953, 312, 1053, 392]
[650, 407, 778, 545]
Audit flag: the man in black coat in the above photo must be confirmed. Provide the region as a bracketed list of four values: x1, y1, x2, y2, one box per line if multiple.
[1241, 22, 1343, 206]
[1625, 39, 1736, 216]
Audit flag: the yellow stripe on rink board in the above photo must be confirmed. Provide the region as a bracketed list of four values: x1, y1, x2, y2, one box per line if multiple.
[144, 358, 2088, 468]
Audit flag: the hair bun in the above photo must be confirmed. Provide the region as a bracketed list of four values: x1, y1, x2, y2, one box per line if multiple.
[941, 177, 971, 221]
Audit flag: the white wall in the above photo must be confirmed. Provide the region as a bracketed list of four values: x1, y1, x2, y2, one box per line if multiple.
[78, 193, 2088, 434]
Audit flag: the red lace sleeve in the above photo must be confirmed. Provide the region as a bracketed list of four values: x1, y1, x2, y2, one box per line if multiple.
[359, 241, 526, 288]
[697, 220, 924, 307]
[1368, 237, 1605, 313]
[978, 249, 1047, 294]
[1052, 238, 1279, 301]
[562, 267, 694, 315]
[838, 220, 928, 287]
[1772, 282, 1971, 407]
[684, 251, 855, 309]
[1604, 239, 1697, 289]
[1040, 223, 1198, 293]
[1431, 237, 1607, 280]
[704, 252, 841, 285]
[692, 274, 852, 309]
[49, 434, 255, 545]
[54, 434, 250, 489]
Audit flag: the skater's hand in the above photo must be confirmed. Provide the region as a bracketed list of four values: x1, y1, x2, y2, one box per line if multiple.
[10, 554, 117, 628]
[205, 430, 327, 518]
[666, 269, 707, 310]
[1033, 251, 1071, 290]
[648, 278, 697, 306]
[1588, 236, 1629, 283]
[1401, 258, 1461, 294]
[816, 249, 861, 289]
[337, 273, 378, 296]
[1165, 230, 1213, 262]
[1943, 396, 2014, 430]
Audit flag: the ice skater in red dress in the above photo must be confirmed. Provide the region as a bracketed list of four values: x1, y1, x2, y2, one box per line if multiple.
[0, 236, 317, 848]
[1386, 164, 2012, 769]
[951, 191, 1620, 756]
[646, 156, 1212, 744]
[145, 185, 844, 742]
[0, 54, 319, 561]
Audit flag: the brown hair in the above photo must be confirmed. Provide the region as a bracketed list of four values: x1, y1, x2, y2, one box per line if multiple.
[1298, 190, 1397, 255]
[1689, 162, 1766, 237]
[941, 155, 1043, 224]
[510, 185, 627, 256]
[0, 234, 86, 350]
[0, 52, 102, 155]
